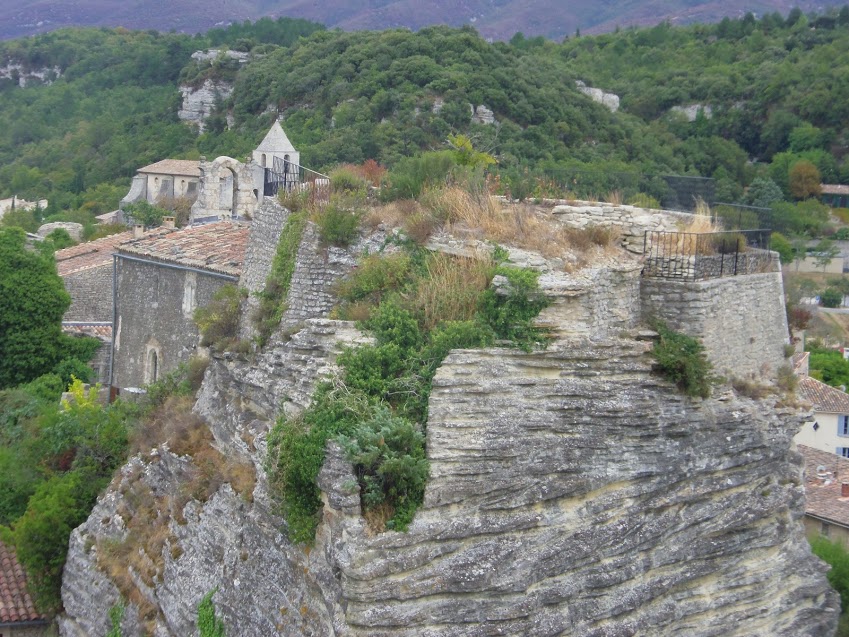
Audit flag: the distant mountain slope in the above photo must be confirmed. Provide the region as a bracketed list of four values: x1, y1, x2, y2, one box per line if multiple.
[1, 0, 847, 40]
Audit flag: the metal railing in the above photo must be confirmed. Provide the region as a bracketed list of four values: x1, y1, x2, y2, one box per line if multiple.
[263, 158, 330, 197]
[642, 229, 776, 281]
[712, 202, 772, 231]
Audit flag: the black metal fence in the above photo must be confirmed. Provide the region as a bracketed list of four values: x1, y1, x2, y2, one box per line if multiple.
[642, 229, 776, 281]
[263, 158, 330, 197]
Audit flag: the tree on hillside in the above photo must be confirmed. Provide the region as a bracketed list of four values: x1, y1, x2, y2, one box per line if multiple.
[0, 227, 95, 388]
[789, 160, 823, 200]
[745, 177, 784, 209]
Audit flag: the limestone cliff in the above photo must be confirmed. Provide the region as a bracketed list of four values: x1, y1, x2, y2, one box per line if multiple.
[59, 205, 839, 636]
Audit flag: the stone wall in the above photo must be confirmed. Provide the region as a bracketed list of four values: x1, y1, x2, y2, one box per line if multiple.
[550, 201, 697, 253]
[112, 257, 235, 389]
[238, 198, 288, 338]
[641, 271, 790, 378]
[62, 265, 113, 322]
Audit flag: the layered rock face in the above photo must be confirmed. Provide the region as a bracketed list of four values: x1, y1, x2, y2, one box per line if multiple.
[316, 341, 838, 636]
[178, 79, 234, 132]
[59, 204, 838, 636]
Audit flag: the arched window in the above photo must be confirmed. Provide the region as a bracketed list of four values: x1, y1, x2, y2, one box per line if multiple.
[148, 350, 159, 383]
[144, 339, 162, 384]
[261, 153, 267, 167]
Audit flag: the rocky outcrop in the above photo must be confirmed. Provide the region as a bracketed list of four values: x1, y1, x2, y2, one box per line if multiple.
[0, 61, 61, 87]
[576, 80, 620, 112]
[471, 104, 496, 125]
[37, 221, 83, 241]
[59, 203, 838, 635]
[671, 104, 713, 122]
[178, 79, 234, 132]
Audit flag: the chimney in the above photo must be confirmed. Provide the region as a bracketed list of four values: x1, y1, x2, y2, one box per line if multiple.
[841, 482, 849, 498]
[133, 224, 145, 239]
[162, 216, 175, 229]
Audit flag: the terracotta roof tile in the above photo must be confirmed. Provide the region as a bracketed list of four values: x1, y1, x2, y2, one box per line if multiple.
[62, 323, 112, 340]
[117, 222, 249, 276]
[798, 376, 849, 414]
[0, 540, 44, 624]
[799, 444, 849, 528]
[55, 231, 134, 276]
[138, 159, 200, 177]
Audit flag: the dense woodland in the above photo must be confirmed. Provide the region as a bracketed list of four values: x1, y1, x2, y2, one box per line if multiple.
[3, 10, 849, 231]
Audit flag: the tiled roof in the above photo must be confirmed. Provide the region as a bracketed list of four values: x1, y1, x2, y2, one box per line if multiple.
[138, 159, 200, 177]
[62, 323, 113, 340]
[55, 231, 135, 276]
[798, 376, 849, 413]
[799, 444, 849, 528]
[822, 184, 849, 195]
[117, 222, 249, 276]
[0, 540, 43, 624]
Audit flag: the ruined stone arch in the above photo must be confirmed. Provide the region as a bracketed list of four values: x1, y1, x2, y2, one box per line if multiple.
[190, 155, 258, 222]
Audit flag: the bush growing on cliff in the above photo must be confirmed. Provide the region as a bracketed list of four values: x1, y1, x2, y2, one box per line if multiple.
[267, 247, 550, 542]
[650, 320, 713, 398]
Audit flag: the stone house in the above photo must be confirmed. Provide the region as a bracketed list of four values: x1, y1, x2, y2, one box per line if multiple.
[0, 540, 48, 636]
[793, 352, 849, 456]
[121, 159, 201, 210]
[799, 444, 849, 546]
[111, 222, 249, 391]
[55, 231, 134, 384]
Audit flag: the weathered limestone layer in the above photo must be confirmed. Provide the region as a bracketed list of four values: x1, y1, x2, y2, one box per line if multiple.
[313, 340, 838, 636]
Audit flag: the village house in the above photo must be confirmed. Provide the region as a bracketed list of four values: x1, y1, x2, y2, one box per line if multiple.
[54, 231, 134, 384]
[793, 352, 849, 457]
[799, 444, 849, 546]
[110, 222, 249, 391]
[0, 540, 48, 637]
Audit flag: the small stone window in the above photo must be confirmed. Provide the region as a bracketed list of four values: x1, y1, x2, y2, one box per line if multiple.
[822, 521, 830, 537]
[182, 272, 197, 318]
[144, 339, 162, 384]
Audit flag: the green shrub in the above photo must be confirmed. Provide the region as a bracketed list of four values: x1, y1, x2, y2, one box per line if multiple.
[381, 151, 458, 201]
[197, 589, 226, 637]
[329, 168, 369, 195]
[145, 363, 191, 406]
[822, 287, 844, 308]
[335, 252, 411, 303]
[338, 406, 428, 531]
[650, 321, 712, 398]
[315, 204, 360, 247]
[478, 266, 550, 350]
[627, 193, 661, 209]
[194, 285, 245, 348]
[106, 603, 125, 637]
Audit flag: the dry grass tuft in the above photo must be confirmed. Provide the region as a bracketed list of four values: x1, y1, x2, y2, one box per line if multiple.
[97, 398, 257, 626]
[405, 252, 493, 331]
[605, 190, 623, 205]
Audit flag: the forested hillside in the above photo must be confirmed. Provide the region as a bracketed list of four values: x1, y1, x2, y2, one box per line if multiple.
[3, 12, 849, 230]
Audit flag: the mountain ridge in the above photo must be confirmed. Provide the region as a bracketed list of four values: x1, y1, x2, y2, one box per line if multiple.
[2, 0, 847, 41]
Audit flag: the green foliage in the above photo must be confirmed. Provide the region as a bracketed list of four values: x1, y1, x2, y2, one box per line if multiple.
[745, 177, 784, 209]
[338, 406, 428, 531]
[770, 232, 794, 264]
[197, 589, 226, 637]
[811, 536, 849, 611]
[381, 152, 458, 201]
[0, 227, 98, 388]
[194, 285, 245, 348]
[808, 342, 849, 389]
[268, 247, 547, 542]
[478, 266, 550, 350]
[124, 201, 168, 228]
[822, 287, 844, 308]
[253, 211, 307, 345]
[315, 203, 361, 247]
[106, 603, 125, 637]
[650, 321, 713, 398]
[144, 363, 192, 407]
[329, 167, 369, 195]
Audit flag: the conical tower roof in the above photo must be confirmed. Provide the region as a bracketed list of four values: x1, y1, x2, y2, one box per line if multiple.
[256, 121, 296, 153]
